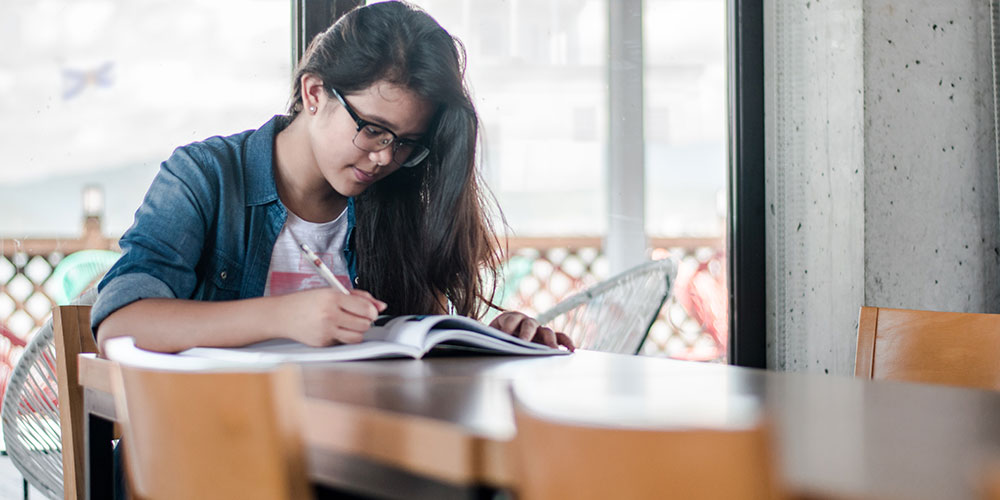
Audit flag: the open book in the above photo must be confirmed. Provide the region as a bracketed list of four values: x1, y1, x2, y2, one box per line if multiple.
[181, 315, 569, 363]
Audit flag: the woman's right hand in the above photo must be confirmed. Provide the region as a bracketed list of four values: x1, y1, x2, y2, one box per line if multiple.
[277, 288, 387, 346]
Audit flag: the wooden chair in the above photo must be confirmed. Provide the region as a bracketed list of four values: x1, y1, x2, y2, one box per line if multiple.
[509, 388, 783, 500]
[856, 307, 1000, 391]
[984, 464, 1000, 500]
[105, 337, 311, 500]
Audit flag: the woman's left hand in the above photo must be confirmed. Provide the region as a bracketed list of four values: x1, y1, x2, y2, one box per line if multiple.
[489, 311, 575, 351]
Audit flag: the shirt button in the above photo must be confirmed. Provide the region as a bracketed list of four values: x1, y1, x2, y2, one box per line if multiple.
[220, 271, 228, 280]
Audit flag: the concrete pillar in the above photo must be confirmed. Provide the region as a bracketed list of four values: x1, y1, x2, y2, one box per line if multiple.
[863, 0, 1000, 313]
[766, 0, 866, 373]
[766, 0, 999, 374]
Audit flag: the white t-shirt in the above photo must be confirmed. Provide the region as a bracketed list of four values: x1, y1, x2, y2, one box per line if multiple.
[263, 208, 352, 296]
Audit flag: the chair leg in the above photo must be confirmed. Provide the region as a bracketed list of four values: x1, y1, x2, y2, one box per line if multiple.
[22, 478, 27, 500]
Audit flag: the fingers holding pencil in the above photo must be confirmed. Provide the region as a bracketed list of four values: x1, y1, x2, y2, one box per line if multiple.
[280, 288, 386, 346]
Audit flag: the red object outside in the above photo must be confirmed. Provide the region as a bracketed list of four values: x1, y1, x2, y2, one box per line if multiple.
[669, 250, 728, 362]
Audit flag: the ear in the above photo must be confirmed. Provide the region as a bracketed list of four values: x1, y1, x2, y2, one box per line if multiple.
[300, 74, 326, 113]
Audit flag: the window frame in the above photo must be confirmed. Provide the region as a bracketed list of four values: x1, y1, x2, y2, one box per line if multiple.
[726, 0, 766, 368]
[294, 0, 363, 62]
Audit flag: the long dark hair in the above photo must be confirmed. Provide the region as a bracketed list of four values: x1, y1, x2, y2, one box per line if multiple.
[288, 1, 502, 318]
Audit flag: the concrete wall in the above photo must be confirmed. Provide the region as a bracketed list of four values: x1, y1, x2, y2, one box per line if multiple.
[765, 0, 999, 374]
[766, 0, 866, 374]
[863, 0, 1000, 312]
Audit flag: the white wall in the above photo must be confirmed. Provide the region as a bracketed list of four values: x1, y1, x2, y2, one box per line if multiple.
[766, 0, 999, 374]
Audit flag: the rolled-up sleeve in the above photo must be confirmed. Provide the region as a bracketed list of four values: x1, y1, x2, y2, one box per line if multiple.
[91, 145, 218, 332]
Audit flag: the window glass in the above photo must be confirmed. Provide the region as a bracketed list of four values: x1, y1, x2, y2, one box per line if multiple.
[404, 0, 728, 361]
[645, 0, 727, 238]
[398, 0, 608, 236]
[0, 0, 291, 238]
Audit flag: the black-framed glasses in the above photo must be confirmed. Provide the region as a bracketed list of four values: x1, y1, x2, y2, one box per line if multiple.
[331, 88, 430, 168]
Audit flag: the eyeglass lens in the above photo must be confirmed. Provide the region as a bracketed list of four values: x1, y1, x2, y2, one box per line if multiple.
[353, 125, 428, 167]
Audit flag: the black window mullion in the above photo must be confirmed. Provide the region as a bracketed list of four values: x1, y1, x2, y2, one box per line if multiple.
[727, 0, 766, 368]
[293, 0, 365, 64]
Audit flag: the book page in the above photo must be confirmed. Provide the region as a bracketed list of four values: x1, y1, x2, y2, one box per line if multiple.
[363, 316, 434, 347]
[182, 339, 421, 363]
[422, 329, 560, 356]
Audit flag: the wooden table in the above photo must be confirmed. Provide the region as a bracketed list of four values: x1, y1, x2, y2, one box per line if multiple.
[79, 351, 1000, 500]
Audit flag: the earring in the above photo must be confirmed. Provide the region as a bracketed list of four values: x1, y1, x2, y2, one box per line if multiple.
[309, 106, 317, 113]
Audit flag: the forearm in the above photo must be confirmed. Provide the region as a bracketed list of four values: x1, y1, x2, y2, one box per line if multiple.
[96, 296, 289, 353]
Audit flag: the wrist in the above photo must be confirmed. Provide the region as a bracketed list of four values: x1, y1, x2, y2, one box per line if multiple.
[252, 294, 291, 340]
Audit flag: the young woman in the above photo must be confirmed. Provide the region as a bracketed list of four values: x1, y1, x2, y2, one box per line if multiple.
[93, 1, 574, 352]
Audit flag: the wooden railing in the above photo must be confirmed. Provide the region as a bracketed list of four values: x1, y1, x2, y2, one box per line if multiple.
[0, 216, 118, 259]
[0, 215, 118, 336]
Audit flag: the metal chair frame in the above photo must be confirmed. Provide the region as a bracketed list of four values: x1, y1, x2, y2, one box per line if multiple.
[1, 317, 63, 499]
[537, 259, 677, 354]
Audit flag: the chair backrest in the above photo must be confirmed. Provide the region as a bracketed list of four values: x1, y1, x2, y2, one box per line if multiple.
[984, 463, 1000, 500]
[537, 259, 677, 354]
[856, 306, 1000, 390]
[54, 302, 100, 500]
[509, 391, 783, 500]
[47, 249, 120, 305]
[1, 311, 66, 499]
[106, 339, 311, 500]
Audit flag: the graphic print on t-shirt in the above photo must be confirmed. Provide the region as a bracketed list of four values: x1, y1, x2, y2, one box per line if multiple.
[264, 209, 352, 296]
[267, 253, 352, 296]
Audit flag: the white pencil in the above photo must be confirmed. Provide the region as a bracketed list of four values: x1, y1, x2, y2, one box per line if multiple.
[289, 231, 351, 295]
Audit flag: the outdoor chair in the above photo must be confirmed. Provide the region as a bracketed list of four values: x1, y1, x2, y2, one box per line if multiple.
[0, 324, 27, 423]
[104, 337, 310, 500]
[856, 306, 1000, 391]
[508, 382, 783, 500]
[1, 250, 118, 499]
[1, 311, 64, 499]
[537, 258, 677, 354]
[2, 291, 98, 500]
[46, 249, 120, 306]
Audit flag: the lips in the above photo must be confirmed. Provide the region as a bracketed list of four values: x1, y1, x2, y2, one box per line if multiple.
[352, 166, 377, 183]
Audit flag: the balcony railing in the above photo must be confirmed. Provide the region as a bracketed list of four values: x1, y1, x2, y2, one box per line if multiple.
[0, 220, 726, 362]
[499, 236, 726, 362]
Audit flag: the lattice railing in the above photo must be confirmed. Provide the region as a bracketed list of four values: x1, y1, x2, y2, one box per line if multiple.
[0, 216, 117, 339]
[498, 237, 727, 362]
[0, 227, 726, 364]
[0, 215, 118, 412]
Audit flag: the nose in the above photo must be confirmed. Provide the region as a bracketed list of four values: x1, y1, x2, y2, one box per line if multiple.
[368, 147, 394, 167]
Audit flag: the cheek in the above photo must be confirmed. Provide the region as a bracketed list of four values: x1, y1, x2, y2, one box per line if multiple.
[310, 120, 357, 165]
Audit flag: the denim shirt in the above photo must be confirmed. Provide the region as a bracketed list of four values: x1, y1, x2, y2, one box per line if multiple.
[92, 115, 358, 332]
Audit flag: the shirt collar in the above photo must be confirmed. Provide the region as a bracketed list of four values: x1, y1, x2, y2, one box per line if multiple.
[244, 115, 289, 206]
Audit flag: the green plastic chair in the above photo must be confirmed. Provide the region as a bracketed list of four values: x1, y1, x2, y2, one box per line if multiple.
[46, 249, 120, 305]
